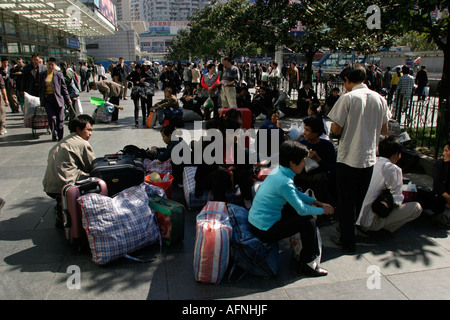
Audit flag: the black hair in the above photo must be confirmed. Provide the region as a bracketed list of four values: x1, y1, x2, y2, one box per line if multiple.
[89, 81, 96, 88]
[378, 137, 403, 159]
[224, 108, 242, 122]
[31, 53, 39, 58]
[279, 141, 309, 168]
[69, 114, 95, 133]
[207, 63, 216, 70]
[332, 87, 340, 93]
[308, 102, 324, 118]
[218, 117, 241, 136]
[161, 124, 176, 136]
[47, 57, 57, 63]
[402, 65, 410, 75]
[339, 62, 366, 83]
[443, 141, 450, 150]
[303, 115, 326, 136]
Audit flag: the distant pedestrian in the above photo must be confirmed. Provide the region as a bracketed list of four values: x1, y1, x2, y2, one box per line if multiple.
[396, 65, 415, 120]
[415, 66, 428, 101]
[219, 56, 239, 109]
[39, 57, 72, 141]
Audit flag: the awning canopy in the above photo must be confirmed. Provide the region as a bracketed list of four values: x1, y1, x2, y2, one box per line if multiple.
[0, 0, 115, 37]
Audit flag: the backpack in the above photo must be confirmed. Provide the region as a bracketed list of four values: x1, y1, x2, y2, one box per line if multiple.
[121, 145, 152, 160]
[226, 203, 279, 281]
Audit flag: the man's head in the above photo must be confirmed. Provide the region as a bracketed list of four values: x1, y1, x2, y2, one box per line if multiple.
[222, 56, 232, 67]
[1, 57, 8, 69]
[340, 62, 366, 91]
[68, 114, 95, 141]
[31, 53, 40, 67]
[89, 82, 97, 90]
[402, 65, 410, 75]
[119, 57, 124, 64]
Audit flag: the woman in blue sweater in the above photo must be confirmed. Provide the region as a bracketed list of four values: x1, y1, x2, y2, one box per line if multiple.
[249, 140, 334, 277]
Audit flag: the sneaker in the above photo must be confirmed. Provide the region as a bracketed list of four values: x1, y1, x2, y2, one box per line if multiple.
[0, 130, 7, 135]
[153, 124, 162, 129]
[278, 111, 285, 118]
[244, 199, 252, 210]
[256, 114, 266, 120]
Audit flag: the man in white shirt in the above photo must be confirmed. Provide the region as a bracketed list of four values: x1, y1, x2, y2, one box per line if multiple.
[268, 61, 280, 90]
[97, 63, 106, 81]
[328, 62, 390, 252]
[357, 138, 422, 233]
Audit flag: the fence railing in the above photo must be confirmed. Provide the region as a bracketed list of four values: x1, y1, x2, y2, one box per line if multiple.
[283, 76, 449, 159]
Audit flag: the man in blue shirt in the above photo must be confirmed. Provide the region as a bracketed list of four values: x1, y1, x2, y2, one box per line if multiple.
[249, 141, 334, 276]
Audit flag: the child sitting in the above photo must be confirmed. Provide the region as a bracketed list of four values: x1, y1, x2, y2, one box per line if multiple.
[148, 124, 187, 184]
[249, 140, 334, 277]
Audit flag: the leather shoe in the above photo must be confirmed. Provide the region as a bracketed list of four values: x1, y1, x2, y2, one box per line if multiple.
[330, 235, 356, 253]
[297, 262, 328, 277]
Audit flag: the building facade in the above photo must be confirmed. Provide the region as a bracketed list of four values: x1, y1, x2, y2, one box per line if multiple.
[0, 0, 115, 64]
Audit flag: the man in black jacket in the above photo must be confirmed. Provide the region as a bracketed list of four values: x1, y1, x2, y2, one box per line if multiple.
[112, 57, 131, 99]
[415, 66, 428, 101]
[21, 53, 46, 97]
[297, 81, 318, 117]
[159, 62, 181, 94]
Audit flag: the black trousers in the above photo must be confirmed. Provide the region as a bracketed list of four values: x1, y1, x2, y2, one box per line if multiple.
[335, 163, 373, 245]
[133, 96, 147, 123]
[250, 203, 320, 264]
[109, 96, 120, 121]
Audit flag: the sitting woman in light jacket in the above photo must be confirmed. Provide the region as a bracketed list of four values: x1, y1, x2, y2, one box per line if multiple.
[357, 137, 422, 233]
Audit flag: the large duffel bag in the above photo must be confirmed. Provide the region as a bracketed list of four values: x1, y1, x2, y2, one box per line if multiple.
[193, 202, 232, 284]
[91, 154, 145, 196]
[78, 183, 163, 265]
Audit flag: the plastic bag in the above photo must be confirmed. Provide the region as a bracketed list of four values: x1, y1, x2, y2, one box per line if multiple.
[401, 181, 417, 203]
[202, 97, 214, 110]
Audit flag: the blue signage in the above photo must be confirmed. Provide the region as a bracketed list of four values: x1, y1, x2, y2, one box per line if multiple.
[66, 37, 81, 49]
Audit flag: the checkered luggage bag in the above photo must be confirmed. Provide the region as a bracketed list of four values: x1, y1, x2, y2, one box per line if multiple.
[143, 158, 172, 175]
[193, 202, 232, 284]
[78, 182, 163, 265]
[182, 166, 242, 210]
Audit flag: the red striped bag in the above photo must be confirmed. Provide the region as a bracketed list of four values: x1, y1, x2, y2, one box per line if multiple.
[193, 201, 232, 284]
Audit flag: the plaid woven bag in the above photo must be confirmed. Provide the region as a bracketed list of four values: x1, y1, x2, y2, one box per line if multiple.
[79, 183, 162, 265]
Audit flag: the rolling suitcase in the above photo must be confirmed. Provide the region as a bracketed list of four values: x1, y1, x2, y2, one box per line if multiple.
[219, 108, 253, 129]
[148, 194, 185, 246]
[61, 177, 108, 251]
[91, 154, 145, 196]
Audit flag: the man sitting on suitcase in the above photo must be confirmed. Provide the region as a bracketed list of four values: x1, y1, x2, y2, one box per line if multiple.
[43, 114, 96, 228]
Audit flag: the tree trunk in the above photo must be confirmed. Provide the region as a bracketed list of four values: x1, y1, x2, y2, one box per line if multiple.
[303, 50, 315, 85]
[436, 45, 450, 157]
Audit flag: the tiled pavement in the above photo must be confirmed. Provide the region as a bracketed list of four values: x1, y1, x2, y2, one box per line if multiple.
[0, 85, 449, 303]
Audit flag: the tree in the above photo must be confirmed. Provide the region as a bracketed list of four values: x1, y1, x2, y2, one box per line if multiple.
[376, 0, 449, 154]
[168, 0, 261, 61]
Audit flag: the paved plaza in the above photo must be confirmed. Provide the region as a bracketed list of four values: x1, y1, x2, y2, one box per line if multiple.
[0, 86, 449, 303]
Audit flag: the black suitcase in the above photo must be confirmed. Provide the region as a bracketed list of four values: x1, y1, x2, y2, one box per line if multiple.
[91, 154, 145, 196]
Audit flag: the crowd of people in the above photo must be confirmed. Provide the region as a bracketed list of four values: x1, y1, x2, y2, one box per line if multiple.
[1, 52, 448, 279]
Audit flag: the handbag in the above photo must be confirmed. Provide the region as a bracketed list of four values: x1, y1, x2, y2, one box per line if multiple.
[371, 188, 396, 218]
[68, 78, 80, 99]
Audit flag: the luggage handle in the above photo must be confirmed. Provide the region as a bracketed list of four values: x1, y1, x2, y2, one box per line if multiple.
[75, 178, 103, 195]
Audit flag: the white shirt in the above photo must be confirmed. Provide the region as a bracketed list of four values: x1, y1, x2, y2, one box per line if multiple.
[327, 83, 390, 168]
[98, 65, 105, 76]
[356, 157, 404, 228]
